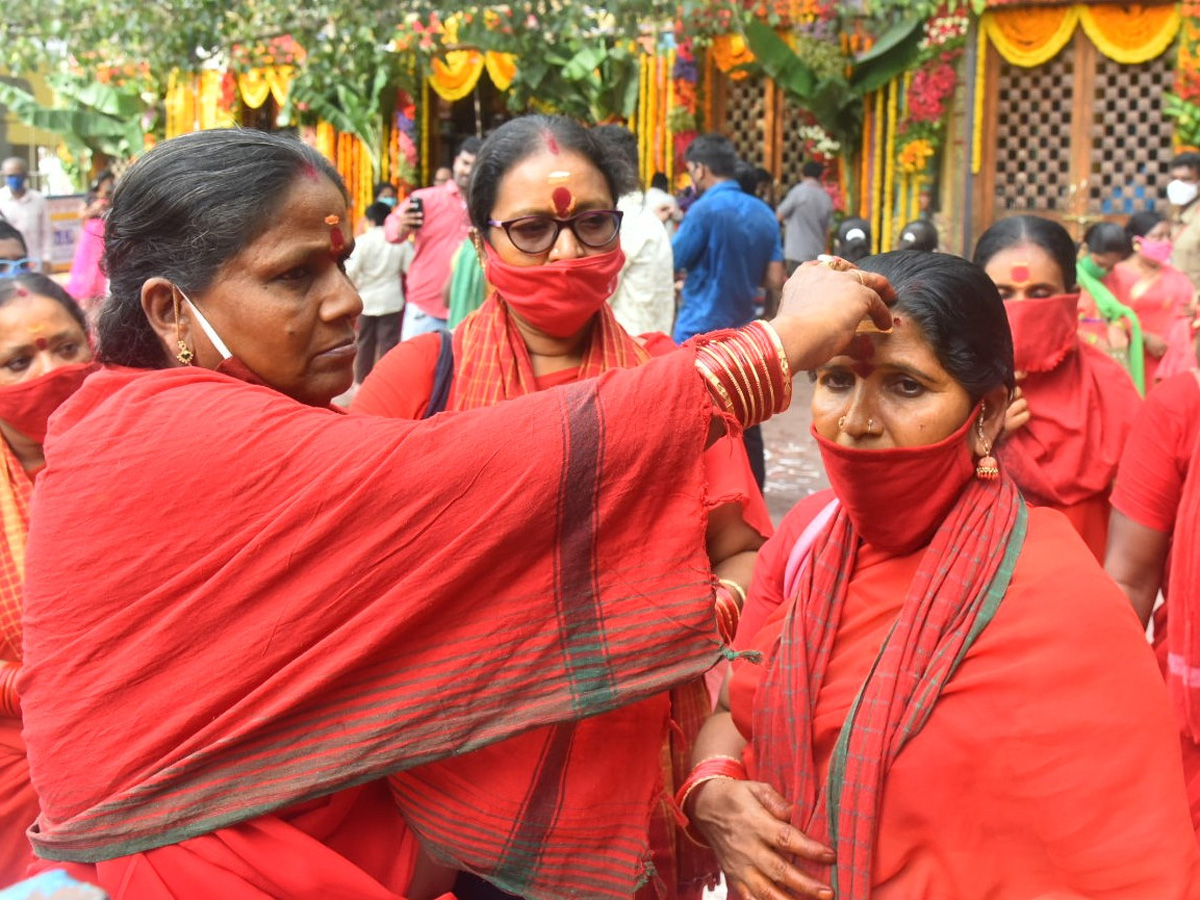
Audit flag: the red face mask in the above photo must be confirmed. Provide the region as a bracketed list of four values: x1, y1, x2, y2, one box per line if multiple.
[812, 411, 977, 555]
[484, 242, 625, 338]
[1004, 293, 1079, 374]
[0, 361, 99, 443]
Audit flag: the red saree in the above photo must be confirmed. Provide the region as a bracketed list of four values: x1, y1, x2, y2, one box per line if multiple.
[1000, 341, 1139, 560]
[0, 439, 35, 885]
[20, 354, 725, 899]
[357, 298, 770, 900]
[730, 497, 1200, 897]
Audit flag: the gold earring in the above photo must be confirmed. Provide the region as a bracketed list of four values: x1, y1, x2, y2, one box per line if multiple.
[172, 289, 194, 365]
[975, 407, 998, 480]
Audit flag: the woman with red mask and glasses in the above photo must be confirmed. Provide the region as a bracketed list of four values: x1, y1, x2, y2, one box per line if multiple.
[681, 251, 1199, 900]
[354, 114, 771, 900]
[973, 215, 1141, 560]
[1104, 210, 1197, 386]
[0, 273, 95, 884]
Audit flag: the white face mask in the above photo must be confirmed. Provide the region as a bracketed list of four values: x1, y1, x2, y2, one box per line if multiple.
[1168, 179, 1199, 208]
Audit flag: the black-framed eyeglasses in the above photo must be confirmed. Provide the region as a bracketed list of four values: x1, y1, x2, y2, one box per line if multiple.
[487, 209, 623, 255]
[0, 258, 32, 278]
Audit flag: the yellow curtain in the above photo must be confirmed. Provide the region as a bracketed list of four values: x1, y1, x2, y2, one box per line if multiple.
[485, 52, 517, 91]
[237, 69, 272, 110]
[429, 50, 484, 101]
[1078, 4, 1179, 65]
[984, 4, 1178, 69]
[164, 72, 195, 139]
[710, 34, 754, 80]
[982, 7, 1081, 68]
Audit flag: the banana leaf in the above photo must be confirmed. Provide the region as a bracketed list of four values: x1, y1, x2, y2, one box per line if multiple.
[851, 17, 923, 94]
[0, 80, 143, 157]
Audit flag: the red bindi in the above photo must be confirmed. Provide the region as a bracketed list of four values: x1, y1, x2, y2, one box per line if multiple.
[34, 337, 47, 351]
[552, 187, 573, 218]
[1010, 263, 1031, 285]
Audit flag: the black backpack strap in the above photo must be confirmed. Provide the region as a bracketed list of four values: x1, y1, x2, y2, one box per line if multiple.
[422, 329, 454, 419]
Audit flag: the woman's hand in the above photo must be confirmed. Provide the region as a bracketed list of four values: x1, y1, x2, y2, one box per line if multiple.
[1003, 379, 1030, 437]
[690, 778, 835, 900]
[1105, 323, 1130, 351]
[1144, 332, 1169, 358]
[770, 262, 895, 373]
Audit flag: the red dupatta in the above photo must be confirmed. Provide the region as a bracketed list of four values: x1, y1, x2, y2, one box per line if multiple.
[424, 293, 718, 899]
[0, 439, 31, 662]
[21, 356, 722, 900]
[751, 476, 1026, 899]
[1000, 338, 1138, 509]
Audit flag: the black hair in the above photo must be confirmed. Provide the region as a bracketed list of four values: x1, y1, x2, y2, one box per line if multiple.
[1172, 152, 1200, 173]
[467, 115, 628, 235]
[88, 168, 114, 196]
[972, 215, 1078, 292]
[0, 222, 27, 256]
[733, 160, 758, 195]
[364, 201, 393, 227]
[590, 124, 642, 194]
[373, 181, 396, 199]
[858, 251, 1015, 398]
[684, 134, 739, 178]
[1083, 221, 1132, 257]
[1125, 210, 1164, 240]
[835, 217, 872, 263]
[650, 172, 670, 192]
[456, 136, 484, 158]
[897, 219, 938, 252]
[0, 272, 88, 335]
[801, 160, 824, 179]
[99, 128, 347, 369]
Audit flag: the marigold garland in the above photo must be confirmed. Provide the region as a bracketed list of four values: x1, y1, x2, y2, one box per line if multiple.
[882, 75, 898, 254]
[982, 7, 1080, 68]
[1078, 4, 1179, 65]
[972, 23, 987, 175]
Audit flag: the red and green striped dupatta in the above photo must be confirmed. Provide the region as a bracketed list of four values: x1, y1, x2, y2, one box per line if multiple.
[751, 476, 1026, 899]
[21, 356, 724, 900]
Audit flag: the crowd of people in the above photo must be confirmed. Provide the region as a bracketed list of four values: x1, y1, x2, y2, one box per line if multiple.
[0, 118, 1199, 900]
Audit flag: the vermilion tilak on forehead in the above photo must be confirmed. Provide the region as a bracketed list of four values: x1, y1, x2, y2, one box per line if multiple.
[552, 187, 573, 217]
[325, 215, 344, 253]
[544, 132, 560, 155]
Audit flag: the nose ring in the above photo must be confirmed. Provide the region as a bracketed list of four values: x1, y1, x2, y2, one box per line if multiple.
[867, 418, 876, 433]
[838, 415, 847, 430]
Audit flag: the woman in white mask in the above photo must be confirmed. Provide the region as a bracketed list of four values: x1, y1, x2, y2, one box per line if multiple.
[1105, 210, 1197, 385]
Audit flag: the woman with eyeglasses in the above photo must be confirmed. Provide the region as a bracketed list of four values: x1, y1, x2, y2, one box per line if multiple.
[0, 273, 94, 884]
[0, 223, 34, 280]
[355, 114, 772, 900]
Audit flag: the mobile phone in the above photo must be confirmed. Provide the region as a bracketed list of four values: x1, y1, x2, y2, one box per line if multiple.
[408, 196, 424, 228]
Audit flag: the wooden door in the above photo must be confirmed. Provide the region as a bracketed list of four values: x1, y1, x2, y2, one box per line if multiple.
[974, 26, 1175, 244]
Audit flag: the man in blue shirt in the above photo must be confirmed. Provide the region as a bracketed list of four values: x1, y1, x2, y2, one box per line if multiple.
[672, 134, 784, 487]
[672, 134, 784, 344]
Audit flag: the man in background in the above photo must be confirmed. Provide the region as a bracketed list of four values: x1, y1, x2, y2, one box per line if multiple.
[385, 137, 481, 339]
[776, 160, 833, 274]
[0, 158, 51, 271]
[1168, 151, 1200, 292]
[592, 125, 675, 337]
[672, 133, 784, 488]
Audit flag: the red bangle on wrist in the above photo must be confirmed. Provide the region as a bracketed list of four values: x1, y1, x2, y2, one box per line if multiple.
[0, 662, 20, 719]
[673, 754, 749, 846]
[693, 321, 792, 429]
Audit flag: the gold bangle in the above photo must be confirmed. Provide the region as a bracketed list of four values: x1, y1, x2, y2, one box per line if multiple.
[756, 320, 793, 408]
[695, 356, 737, 415]
[717, 578, 747, 611]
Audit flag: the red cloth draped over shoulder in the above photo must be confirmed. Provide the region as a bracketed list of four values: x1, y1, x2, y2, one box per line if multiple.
[1000, 341, 1139, 559]
[20, 355, 723, 900]
[356, 298, 768, 899]
[354, 299, 771, 535]
[0, 440, 36, 885]
[729, 494, 1200, 898]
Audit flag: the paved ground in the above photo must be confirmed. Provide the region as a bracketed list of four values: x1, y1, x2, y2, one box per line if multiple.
[762, 376, 828, 525]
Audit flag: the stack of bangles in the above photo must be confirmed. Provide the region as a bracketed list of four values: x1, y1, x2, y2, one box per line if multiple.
[714, 578, 746, 645]
[673, 754, 749, 846]
[694, 320, 792, 429]
[0, 661, 19, 718]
